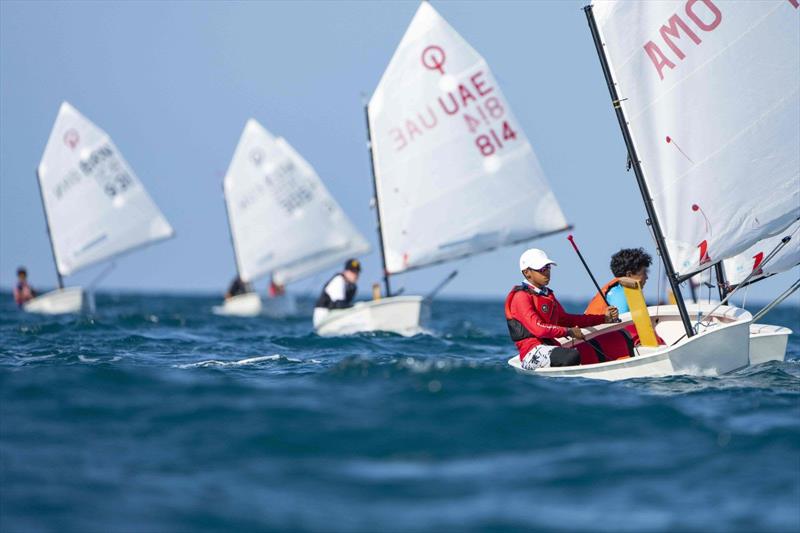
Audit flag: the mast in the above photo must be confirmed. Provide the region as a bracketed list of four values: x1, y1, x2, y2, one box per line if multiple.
[714, 262, 728, 300]
[584, 5, 694, 338]
[221, 182, 243, 282]
[35, 169, 63, 289]
[363, 102, 391, 297]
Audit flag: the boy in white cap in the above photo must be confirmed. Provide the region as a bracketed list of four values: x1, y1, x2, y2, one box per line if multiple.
[504, 248, 618, 369]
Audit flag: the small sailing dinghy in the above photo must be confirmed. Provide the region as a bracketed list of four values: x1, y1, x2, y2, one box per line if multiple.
[512, 0, 798, 380]
[25, 102, 174, 314]
[318, 2, 572, 336]
[213, 119, 370, 318]
[509, 302, 753, 381]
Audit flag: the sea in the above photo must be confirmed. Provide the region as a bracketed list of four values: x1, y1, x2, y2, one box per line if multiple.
[1, 292, 798, 532]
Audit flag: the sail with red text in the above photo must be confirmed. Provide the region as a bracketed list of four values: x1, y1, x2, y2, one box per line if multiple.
[37, 102, 174, 277]
[368, 2, 570, 275]
[591, 0, 799, 278]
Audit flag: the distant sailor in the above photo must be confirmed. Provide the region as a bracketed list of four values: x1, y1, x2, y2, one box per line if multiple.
[313, 258, 361, 327]
[225, 275, 249, 299]
[585, 248, 652, 315]
[13, 267, 36, 307]
[268, 278, 285, 298]
[505, 249, 618, 370]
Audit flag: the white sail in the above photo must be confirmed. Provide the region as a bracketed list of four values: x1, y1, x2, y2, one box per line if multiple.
[723, 220, 800, 285]
[368, 2, 570, 274]
[592, 0, 799, 278]
[37, 102, 174, 277]
[224, 119, 370, 285]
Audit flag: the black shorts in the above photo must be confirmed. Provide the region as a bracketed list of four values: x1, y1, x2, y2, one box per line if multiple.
[549, 347, 581, 367]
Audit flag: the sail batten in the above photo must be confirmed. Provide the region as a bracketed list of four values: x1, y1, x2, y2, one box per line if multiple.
[368, 3, 570, 275]
[592, 0, 800, 277]
[224, 120, 369, 285]
[37, 102, 174, 277]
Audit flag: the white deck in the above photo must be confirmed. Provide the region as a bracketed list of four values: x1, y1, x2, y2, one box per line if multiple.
[314, 295, 426, 336]
[22, 287, 84, 315]
[212, 292, 262, 317]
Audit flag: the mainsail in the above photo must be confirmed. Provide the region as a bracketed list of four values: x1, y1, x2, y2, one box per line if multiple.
[223, 119, 370, 285]
[591, 0, 799, 279]
[37, 102, 174, 277]
[723, 220, 800, 285]
[368, 2, 570, 275]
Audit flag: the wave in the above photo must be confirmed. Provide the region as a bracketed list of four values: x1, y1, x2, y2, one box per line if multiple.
[175, 354, 302, 369]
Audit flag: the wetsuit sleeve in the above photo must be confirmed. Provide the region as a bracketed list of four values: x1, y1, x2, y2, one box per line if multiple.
[554, 299, 606, 328]
[509, 292, 569, 339]
[325, 275, 350, 308]
[605, 284, 629, 314]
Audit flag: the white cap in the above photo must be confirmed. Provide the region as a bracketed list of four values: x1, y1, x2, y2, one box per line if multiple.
[519, 248, 557, 271]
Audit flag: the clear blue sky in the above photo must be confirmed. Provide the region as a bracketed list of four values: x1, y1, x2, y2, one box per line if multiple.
[1, 0, 797, 305]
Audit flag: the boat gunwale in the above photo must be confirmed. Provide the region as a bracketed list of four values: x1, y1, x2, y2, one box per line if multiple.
[508, 304, 753, 377]
[314, 295, 424, 329]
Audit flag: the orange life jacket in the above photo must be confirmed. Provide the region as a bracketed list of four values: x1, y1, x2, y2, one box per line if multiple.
[584, 278, 620, 315]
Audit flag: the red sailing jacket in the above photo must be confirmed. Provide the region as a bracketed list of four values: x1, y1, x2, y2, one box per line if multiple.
[504, 284, 606, 360]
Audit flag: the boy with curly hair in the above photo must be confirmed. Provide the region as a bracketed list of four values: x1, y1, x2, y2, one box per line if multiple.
[585, 248, 652, 315]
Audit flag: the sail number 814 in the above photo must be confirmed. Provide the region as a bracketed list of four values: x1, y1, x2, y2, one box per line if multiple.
[475, 122, 517, 157]
[462, 96, 518, 157]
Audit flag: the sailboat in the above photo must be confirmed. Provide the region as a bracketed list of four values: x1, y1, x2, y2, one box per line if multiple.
[316, 2, 572, 336]
[511, 0, 798, 380]
[24, 102, 174, 315]
[213, 119, 370, 318]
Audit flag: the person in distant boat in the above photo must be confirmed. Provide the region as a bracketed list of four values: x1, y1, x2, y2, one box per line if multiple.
[584, 248, 652, 315]
[313, 258, 361, 327]
[13, 267, 36, 307]
[225, 275, 249, 299]
[268, 278, 285, 298]
[505, 249, 618, 370]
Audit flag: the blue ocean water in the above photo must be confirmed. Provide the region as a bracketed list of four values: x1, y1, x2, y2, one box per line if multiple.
[1, 292, 798, 532]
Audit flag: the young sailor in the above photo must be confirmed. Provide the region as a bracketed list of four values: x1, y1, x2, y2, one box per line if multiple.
[225, 275, 249, 299]
[313, 258, 361, 328]
[505, 249, 618, 370]
[268, 278, 285, 298]
[13, 267, 36, 307]
[585, 248, 652, 315]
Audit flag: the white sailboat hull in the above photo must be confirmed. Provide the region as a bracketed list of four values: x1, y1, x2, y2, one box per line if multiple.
[314, 295, 425, 336]
[509, 304, 752, 381]
[22, 287, 84, 315]
[749, 323, 791, 365]
[212, 292, 262, 317]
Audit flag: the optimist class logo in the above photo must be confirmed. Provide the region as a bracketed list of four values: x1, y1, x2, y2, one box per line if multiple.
[421, 45, 446, 75]
[63, 129, 80, 150]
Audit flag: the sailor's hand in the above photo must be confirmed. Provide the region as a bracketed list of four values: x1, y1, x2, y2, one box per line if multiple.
[568, 326, 585, 340]
[605, 306, 619, 323]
